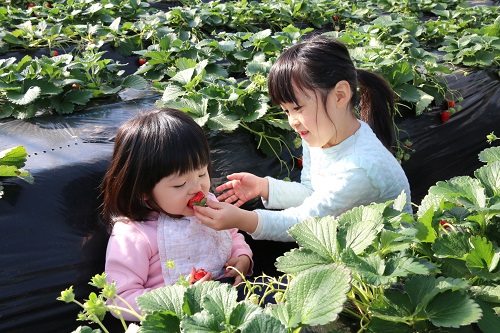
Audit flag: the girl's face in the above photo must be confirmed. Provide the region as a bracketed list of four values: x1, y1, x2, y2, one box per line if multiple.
[281, 88, 337, 148]
[281, 82, 354, 148]
[151, 165, 210, 217]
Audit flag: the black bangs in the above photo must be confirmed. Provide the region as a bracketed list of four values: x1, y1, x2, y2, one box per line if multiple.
[268, 45, 302, 107]
[147, 110, 211, 180]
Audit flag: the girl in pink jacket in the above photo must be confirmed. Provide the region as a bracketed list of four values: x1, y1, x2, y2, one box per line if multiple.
[101, 108, 253, 321]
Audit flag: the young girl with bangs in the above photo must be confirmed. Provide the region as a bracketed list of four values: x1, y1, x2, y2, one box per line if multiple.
[101, 108, 253, 321]
[194, 35, 411, 242]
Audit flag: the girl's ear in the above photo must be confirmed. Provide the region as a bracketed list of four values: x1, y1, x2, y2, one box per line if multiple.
[333, 80, 352, 108]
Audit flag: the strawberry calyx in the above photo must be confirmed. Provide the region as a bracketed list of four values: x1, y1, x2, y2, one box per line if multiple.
[188, 191, 207, 208]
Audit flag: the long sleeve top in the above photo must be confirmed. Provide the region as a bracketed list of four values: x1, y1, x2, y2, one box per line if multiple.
[253, 120, 412, 242]
[105, 197, 253, 321]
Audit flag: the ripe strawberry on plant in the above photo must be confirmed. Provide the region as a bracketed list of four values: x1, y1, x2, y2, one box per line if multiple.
[138, 58, 147, 65]
[440, 111, 451, 123]
[447, 100, 455, 109]
[51, 50, 59, 57]
[188, 191, 207, 208]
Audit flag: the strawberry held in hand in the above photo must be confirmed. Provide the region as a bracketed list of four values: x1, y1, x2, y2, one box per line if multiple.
[188, 191, 207, 208]
[193, 268, 208, 281]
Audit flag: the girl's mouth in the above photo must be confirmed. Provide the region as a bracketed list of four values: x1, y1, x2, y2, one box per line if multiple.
[298, 131, 308, 139]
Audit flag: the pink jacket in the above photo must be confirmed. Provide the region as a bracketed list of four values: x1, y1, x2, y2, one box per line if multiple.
[105, 214, 253, 321]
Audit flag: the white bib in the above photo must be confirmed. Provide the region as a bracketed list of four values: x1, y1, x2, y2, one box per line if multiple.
[157, 213, 232, 285]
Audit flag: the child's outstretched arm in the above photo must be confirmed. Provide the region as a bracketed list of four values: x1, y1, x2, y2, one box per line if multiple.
[216, 172, 269, 207]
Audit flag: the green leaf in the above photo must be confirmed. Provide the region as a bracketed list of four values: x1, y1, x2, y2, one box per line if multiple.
[201, 283, 238, 323]
[342, 250, 391, 285]
[159, 85, 185, 102]
[141, 312, 181, 333]
[414, 205, 438, 243]
[392, 190, 408, 212]
[218, 40, 236, 52]
[184, 281, 226, 315]
[369, 290, 415, 323]
[479, 147, 500, 164]
[275, 248, 332, 275]
[432, 232, 471, 259]
[241, 97, 268, 122]
[395, 84, 421, 103]
[429, 176, 487, 209]
[6, 86, 41, 105]
[288, 216, 339, 260]
[206, 113, 240, 131]
[386, 256, 433, 277]
[171, 67, 196, 85]
[439, 258, 472, 279]
[470, 284, 500, 304]
[466, 236, 500, 280]
[136, 284, 186, 318]
[286, 264, 351, 326]
[266, 302, 302, 328]
[476, 299, 500, 333]
[414, 89, 434, 115]
[378, 229, 415, 255]
[425, 290, 482, 328]
[474, 161, 500, 197]
[121, 74, 149, 90]
[0, 146, 27, 168]
[337, 204, 385, 255]
[180, 311, 220, 332]
[365, 317, 414, 333]
[241, 312, 288, 333]
[228, 302, 262, 328]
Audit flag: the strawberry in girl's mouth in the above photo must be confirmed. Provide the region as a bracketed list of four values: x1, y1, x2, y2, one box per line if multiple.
[188, 191, 207, 208]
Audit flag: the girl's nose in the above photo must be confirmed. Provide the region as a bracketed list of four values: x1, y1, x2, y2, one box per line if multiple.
[289, 115, 300, 128]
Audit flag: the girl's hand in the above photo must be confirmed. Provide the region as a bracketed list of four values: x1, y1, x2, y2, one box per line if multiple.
[194, 200, 258, 234]
[215, 173, 268, 207]
[220, 255, 251, 286]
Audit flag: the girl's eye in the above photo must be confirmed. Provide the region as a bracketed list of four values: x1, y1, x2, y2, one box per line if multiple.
[199, 172, 207, 178]
[174, 182, 186, 188]
[294, 105, 302, 112]
[282, 108, 290, 115]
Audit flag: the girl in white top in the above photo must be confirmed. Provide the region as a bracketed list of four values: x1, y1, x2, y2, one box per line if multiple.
[194, 35, 411, 242]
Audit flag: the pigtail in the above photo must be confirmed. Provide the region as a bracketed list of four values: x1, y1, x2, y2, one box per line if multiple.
[356, 69, 396, 151]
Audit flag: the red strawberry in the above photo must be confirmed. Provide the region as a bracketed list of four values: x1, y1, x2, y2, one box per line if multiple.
[193, 269, 208, 281]
[333, 15, 339, 21]
[27, 3, 35, 8]
[51, 50, 59, 57]
[297, 157, 303, 169]
[440, 220, 450, 229]
[188, 191, 206, 208]
[138, 58, 147, 65]
[71, 83, 79, 89]
[447, 100, 455, 109]
[440, 111, 451, 123]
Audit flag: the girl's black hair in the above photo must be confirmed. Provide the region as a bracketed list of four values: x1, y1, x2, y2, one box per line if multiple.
[100, 107, 211, 229]
[268, 34, 395, 150]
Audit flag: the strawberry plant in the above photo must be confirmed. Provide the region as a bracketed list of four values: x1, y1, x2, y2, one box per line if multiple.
[0, 146, 33, 199]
